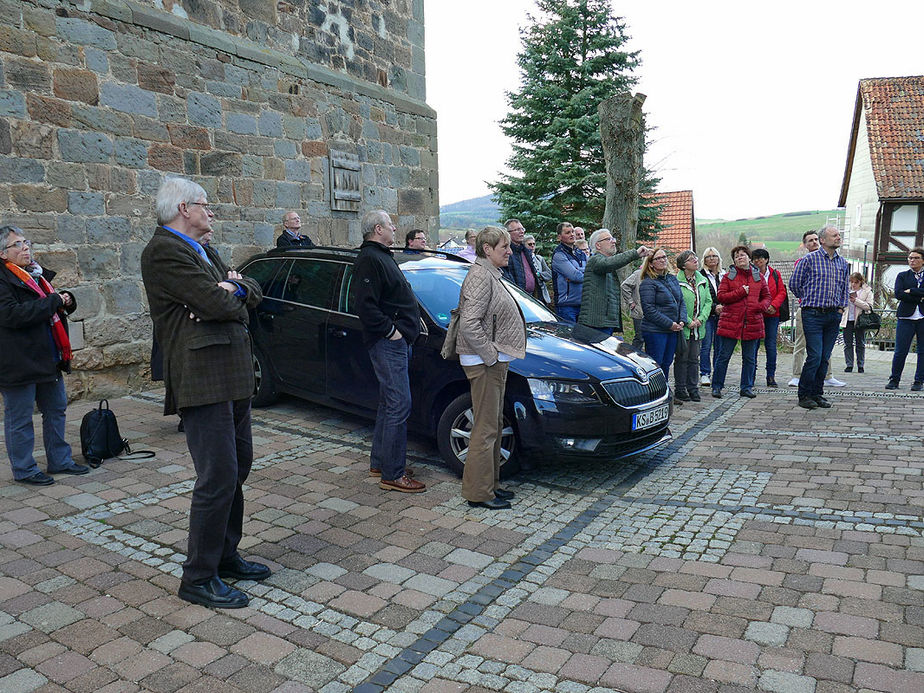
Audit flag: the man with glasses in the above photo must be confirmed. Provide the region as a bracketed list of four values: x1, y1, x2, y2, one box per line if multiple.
[502, 219, 544, 303]
[789, 225, 850, 409]
[276, 211, 314, 248]
[1, 226, 87, 486]
[141, 177, 268, 609]
[404, 229, 428, 253]
[578, 228, 650, 335]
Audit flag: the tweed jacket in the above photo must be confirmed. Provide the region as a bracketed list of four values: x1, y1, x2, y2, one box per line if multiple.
[456, 258, 526, 364]
[578, 249, 639, 331]
[0, 264, 76, 389]
[141, 227, 262, 415]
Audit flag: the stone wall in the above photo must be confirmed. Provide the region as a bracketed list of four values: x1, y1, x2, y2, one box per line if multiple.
[0, 0, 438, 398]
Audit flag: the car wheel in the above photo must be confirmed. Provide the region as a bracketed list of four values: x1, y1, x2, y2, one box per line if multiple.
[436, 392, 520, 478]
[252, 348, 278, 407]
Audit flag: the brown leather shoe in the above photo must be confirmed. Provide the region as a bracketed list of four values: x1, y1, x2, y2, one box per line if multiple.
[379, 475, 426, 493]
[370, 467, 414, 477]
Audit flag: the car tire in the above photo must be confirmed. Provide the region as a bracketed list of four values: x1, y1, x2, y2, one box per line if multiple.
[252, 348, 278, 407]
[436, 392, 520, 479]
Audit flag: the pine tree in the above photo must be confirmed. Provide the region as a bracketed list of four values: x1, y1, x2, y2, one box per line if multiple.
[490, 0, 661, 250]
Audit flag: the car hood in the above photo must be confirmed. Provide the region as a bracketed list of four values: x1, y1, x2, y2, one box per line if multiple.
[513, 322, 661, 381]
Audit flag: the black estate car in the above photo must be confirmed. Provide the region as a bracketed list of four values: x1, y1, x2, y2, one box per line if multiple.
[239, 247, 671, 476]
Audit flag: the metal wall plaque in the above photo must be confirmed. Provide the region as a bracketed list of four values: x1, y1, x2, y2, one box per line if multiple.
[330, 150, 361, 212]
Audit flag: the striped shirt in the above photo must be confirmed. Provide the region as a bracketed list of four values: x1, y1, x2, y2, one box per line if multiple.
[789, 248, 849, 308]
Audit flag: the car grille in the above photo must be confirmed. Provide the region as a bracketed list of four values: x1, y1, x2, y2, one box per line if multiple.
[602, 371, 668, 407]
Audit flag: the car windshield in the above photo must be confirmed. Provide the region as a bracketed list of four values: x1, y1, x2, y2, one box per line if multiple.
[403, 266, 558, 327]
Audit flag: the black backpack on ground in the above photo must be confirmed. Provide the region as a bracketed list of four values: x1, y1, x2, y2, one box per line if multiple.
[80, 400, 154, 467]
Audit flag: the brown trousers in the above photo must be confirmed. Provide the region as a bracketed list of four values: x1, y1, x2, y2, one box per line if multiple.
[461, 361, 509, 502]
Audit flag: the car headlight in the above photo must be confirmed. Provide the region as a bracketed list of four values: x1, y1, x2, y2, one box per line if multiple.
[528, 379, 600, 403]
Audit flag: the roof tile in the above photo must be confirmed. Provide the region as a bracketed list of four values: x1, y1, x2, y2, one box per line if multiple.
[649, 190, 695, 252]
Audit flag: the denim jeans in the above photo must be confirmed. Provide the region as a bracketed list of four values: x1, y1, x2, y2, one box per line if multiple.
[1, 377, 76, 480]
[556, 305, 580, 323]
[643, 331, 679, 382]
[799, 308, 841, 398]
[368, 337, 412, 481]
[699, 314, 719, 376]
[842, 320, 866, 369]
[761, 316, 780, 380]
[712, 336, 759, 392]
[890, 318, 924, 384]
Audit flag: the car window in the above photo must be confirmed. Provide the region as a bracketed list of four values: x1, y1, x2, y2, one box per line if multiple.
[241, 258, 291, 299]
[282, 259, 341, 309]
[402, 267, 558, 327]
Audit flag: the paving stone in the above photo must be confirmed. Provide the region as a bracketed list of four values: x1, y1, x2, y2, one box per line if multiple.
[18, 601, 83, 633]
[757, 670, 817, 693]
[600, 662, 672, 693]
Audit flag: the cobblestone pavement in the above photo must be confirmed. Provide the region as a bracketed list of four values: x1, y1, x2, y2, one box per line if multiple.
[1, 348, 922, 693]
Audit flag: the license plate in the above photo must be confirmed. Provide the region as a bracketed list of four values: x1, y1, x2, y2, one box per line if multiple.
[633, 403, 669, 431]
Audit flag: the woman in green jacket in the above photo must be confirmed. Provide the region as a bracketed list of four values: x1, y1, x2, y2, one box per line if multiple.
[578, 228, 649, 335]
[673, 250, 713, 402]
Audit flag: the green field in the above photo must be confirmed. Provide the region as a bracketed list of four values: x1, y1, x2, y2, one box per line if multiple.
[697, 210, 841, 243]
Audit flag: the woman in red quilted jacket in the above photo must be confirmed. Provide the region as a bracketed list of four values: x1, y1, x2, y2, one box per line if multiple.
[710, 246, 771, 399]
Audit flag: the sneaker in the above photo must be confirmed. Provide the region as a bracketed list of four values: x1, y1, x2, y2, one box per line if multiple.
[787, 377, 800, 387]
[912, 382, 923, 392]
[798, 398, 818, 409]
[813, 395, 832, 408]
[699, 374, 711, 386]
[885, 380, 899, 390]
[824, 377, 846, 387]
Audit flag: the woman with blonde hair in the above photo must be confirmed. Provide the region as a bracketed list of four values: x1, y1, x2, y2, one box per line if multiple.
[638, 247, 687, 382]
[698, 246, 723, 386]
[455, 226, 527, 510]
[841, 272, 873, 373]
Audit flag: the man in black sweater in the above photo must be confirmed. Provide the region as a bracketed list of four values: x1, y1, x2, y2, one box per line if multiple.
[353, 209, 426, 493]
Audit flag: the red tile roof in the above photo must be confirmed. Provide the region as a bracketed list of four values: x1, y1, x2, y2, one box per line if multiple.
[650, 190, 695, 252]
[839, 76, 924, 205]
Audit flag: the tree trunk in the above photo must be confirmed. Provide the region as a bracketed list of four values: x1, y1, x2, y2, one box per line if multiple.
[599, 92, 647, 277]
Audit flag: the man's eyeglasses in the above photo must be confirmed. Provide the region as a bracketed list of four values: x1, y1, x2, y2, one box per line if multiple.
[187, 201, 213, 213]
[3, 239, 31, 250]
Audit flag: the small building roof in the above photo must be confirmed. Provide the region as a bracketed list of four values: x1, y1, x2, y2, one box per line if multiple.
[839, 76, 924, 206]
[651, 190, 695, 252]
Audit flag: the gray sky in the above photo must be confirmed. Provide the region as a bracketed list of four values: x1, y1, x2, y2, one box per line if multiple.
[424, 0, 924, 220]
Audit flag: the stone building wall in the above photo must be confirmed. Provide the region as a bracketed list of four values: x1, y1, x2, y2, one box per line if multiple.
[0, 0, 438, 398]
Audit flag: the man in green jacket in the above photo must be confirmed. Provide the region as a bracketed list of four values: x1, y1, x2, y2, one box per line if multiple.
[578, 228, 651, 335]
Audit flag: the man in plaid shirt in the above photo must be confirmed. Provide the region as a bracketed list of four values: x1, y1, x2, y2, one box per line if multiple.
[788, 225, 850, 409]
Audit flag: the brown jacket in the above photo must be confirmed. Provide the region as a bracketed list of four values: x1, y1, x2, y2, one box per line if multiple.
[456, 258, 526, 364]
[141, 227, 262, 414]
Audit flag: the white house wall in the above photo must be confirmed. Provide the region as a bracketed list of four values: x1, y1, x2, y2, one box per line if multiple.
[842, 109, 879, 260]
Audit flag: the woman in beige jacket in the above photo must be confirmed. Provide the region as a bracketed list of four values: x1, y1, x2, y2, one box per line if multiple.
[841, 272, 874, 373]
[456, 226, 527, 510]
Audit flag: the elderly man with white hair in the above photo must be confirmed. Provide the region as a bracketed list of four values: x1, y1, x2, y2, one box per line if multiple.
[577, 228, 650, 335]
[141, 177, 267, 609]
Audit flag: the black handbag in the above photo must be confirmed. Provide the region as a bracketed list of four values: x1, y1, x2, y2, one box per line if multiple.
[856, 310, 881, 331]
[80, 400, 154, 467]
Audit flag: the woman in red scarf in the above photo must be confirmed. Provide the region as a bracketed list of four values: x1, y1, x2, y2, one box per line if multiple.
[0, 225, 87, 485]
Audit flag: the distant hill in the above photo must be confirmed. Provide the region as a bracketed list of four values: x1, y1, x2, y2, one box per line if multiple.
[439, 195, 501, 229]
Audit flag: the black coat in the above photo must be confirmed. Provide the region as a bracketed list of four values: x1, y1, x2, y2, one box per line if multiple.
[894, 269, 924, 318]
[353, 240, 420, 347]
[0, 264, 76, 389]
[276, 232, 314, 248]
